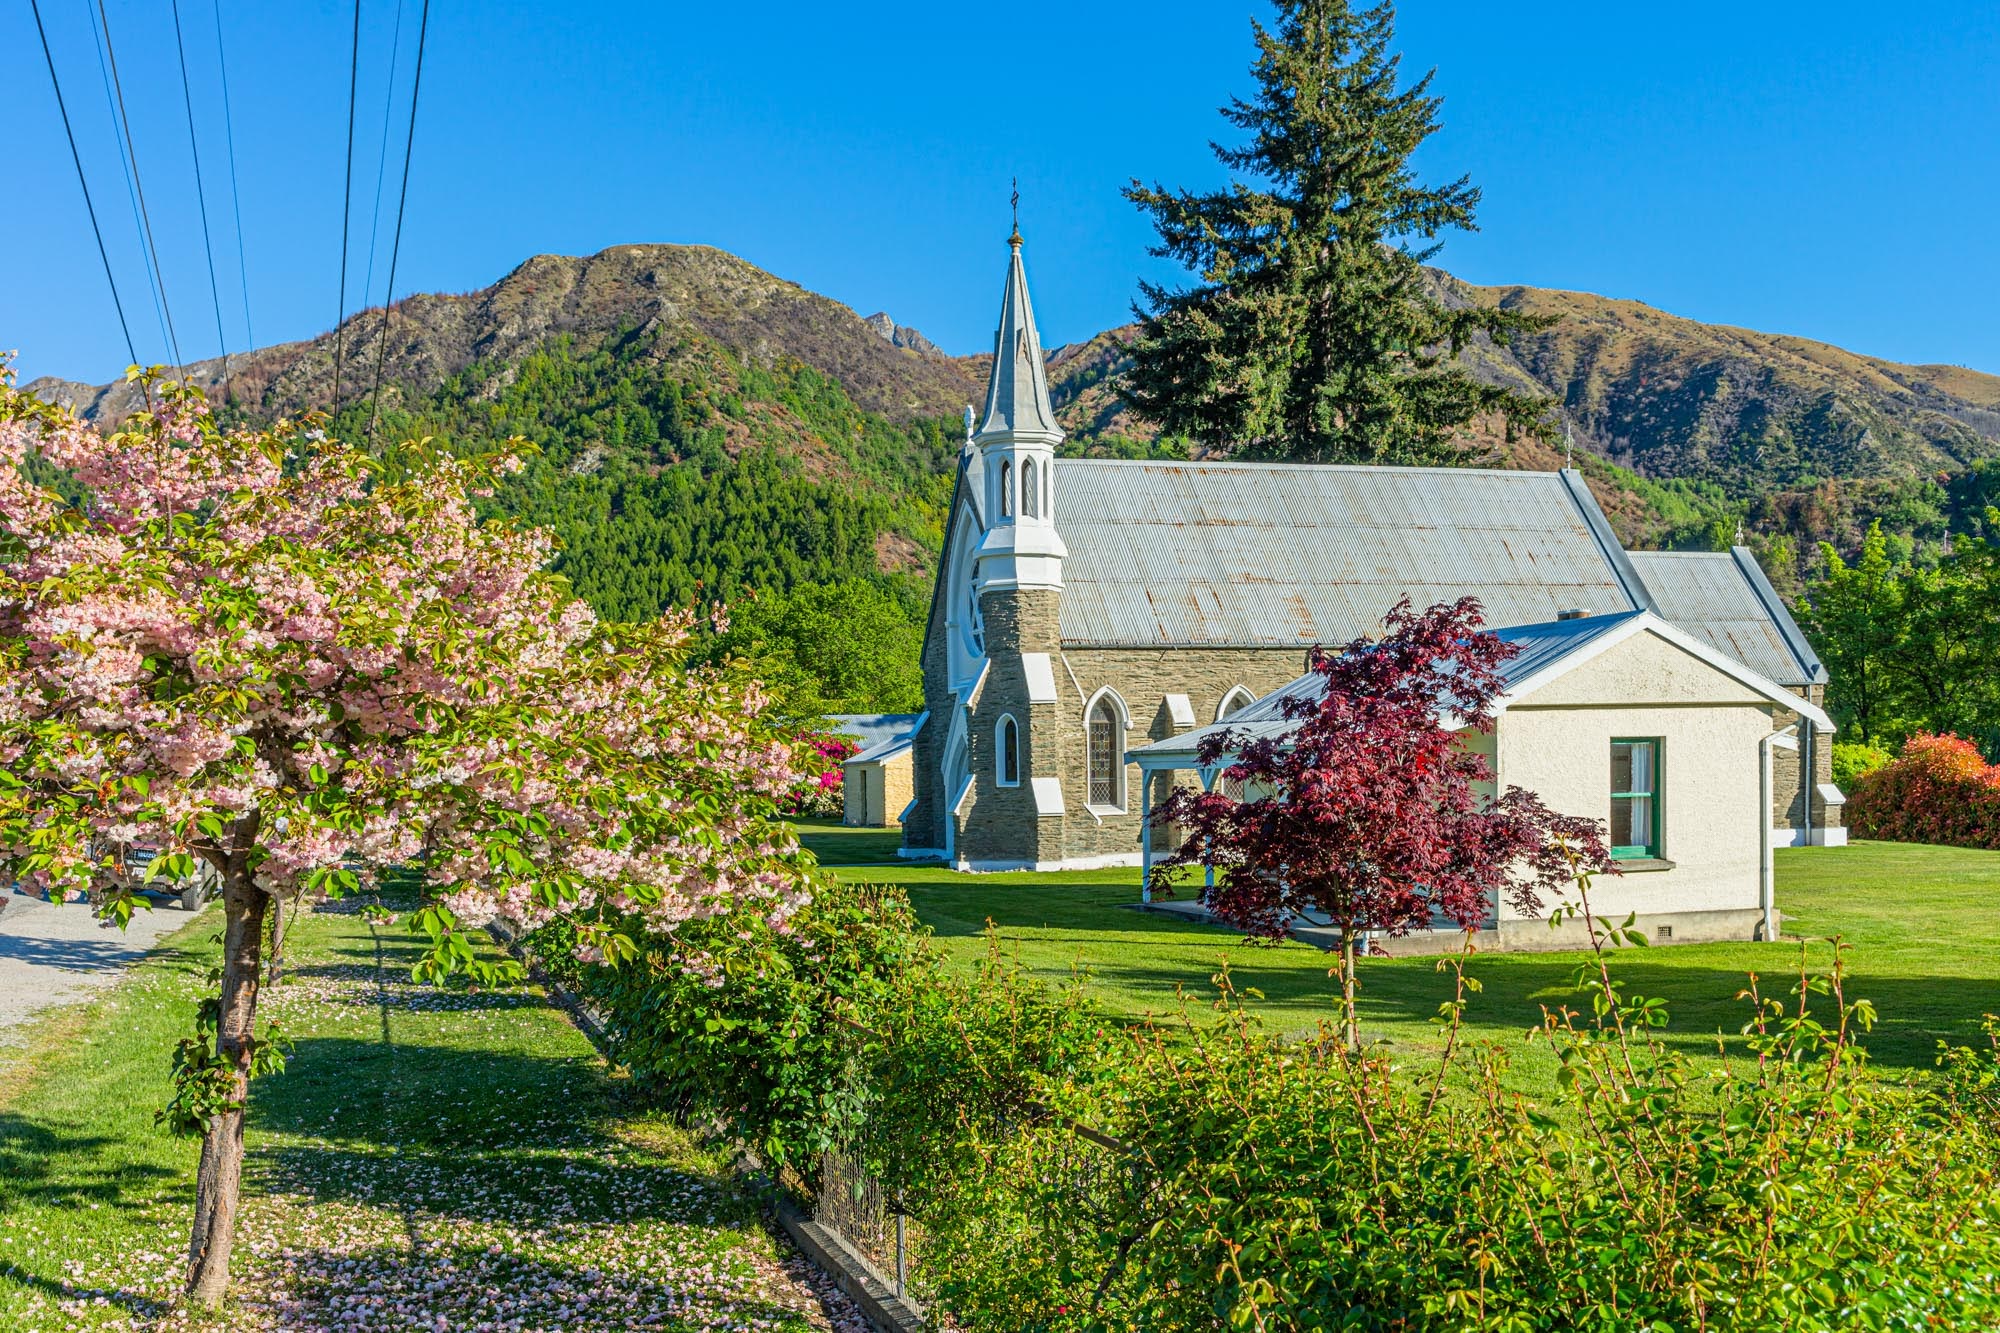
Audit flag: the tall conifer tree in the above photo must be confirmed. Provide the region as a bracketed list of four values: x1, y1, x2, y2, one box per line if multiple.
[1120, 0, 1553, 464]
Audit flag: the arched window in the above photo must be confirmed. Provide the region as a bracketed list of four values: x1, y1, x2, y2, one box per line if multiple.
[997, 715, 1020, 787]
[999, 461, 1012, 518]
[1216, 687, 1255, 799]
[1087, 694, 1125, 809]
[1021, 458, 1039, 518]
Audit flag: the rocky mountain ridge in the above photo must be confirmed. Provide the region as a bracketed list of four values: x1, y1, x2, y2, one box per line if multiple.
[30, 241, 2000, 565]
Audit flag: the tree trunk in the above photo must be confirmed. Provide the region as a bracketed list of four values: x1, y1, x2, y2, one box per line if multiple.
[266, 892, 286, 987]
[1340, 935, 1359, 1054]
[184, 868, 268, 1306]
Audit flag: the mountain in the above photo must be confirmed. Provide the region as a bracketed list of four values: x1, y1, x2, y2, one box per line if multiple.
[29, 242, 2000, 612]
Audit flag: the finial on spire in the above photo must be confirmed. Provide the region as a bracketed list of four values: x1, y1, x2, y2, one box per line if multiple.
[1562, 421, 1575, 471]
[1009, 177, 1021, 247]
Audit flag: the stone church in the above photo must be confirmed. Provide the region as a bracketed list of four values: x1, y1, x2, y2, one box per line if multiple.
[900, 234, 1839, 872]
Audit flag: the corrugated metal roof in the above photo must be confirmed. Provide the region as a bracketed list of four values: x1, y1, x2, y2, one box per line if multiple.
[1131, 612, 1642, 764]
[1053, 461, 1643, 647]
[1626, 551, 1822, 686]
[828, 713, 925, 757]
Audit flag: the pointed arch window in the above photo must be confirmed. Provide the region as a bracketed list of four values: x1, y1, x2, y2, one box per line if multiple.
[1087, 695, 1125, 810]
[1216, 687, 1255, 799]
[999, 461, 1012, 518]
[1021, 458, 1039, 518]
[997, 715, 1020, 787]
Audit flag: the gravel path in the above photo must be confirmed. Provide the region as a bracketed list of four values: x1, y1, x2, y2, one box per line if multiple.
[0, 891, 204, 1056]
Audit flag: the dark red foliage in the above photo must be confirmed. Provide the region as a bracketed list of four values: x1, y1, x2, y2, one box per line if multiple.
[1150, 597, 1613, 943]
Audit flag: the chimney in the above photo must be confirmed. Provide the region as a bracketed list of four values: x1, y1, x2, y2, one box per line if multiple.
[1556, 608, 1591, 622]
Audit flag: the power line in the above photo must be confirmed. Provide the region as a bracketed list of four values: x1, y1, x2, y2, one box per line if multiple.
[84, 0, 169, 365]
[28, 0, 138, 369]
[96, 0, 186, 375]
[170, 0, 230, 397]
[362, 0, 407, 307]
[366, 0, 431, 440]
[212, 0, 254, 352]
[331, 0, 362, 413]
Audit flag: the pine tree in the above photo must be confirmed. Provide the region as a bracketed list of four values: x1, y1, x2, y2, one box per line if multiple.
[1120, 0, 1554, 465]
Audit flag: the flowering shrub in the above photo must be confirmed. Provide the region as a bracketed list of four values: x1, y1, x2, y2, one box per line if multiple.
[0, 365, 804, 1303]
[781, 733, 859, 818]
[1848, 732, 2000, 849]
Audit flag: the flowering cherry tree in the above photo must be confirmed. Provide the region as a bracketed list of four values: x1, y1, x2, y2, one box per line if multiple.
[1150, 597, 1612, 1050]
[0, 364, 806, 1304]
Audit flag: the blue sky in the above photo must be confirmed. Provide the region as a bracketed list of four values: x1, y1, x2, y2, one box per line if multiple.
[5, 1, 1998, 384]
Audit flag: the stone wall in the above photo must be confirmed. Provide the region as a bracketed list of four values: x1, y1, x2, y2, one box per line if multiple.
[953, 588, 1066, 867]
[1049, 645, 1312, 864]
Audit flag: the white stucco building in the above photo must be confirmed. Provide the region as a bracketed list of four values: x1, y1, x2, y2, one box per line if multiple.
[1131, 610, 1834, 951]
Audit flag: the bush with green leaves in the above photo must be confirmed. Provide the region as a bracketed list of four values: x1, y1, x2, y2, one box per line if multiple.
[1831, 738, 1895, 790]
[533, 868, 2000, 1328]
[920, 889, 2000, 1331]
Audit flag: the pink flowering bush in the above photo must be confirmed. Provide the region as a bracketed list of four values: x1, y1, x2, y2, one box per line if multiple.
[781, 733, 858, 818]
[0, 362, 807, 1304]
[1847, 732, 2000, 849]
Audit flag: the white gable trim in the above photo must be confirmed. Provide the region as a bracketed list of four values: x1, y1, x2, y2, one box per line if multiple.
[1499, 613, 1834, 733]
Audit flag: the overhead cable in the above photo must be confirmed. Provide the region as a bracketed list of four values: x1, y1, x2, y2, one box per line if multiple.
[84, 0, 170, 364]
[212, 0, 255, 352]
[366, 0, 432, 440]
[96, 0, 186, 375]
[28, 0, 138, 370]
[362, 0, 407, 305]
[170, 0, 231, 397]
[331, 0, 362, 412]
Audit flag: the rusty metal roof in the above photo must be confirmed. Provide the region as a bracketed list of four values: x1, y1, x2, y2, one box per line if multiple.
[1625, 550, 1825, 686]
[1054, 461, 1650, 648]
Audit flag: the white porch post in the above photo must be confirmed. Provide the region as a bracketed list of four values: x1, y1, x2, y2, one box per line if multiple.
[1200, 766, 1219, 891]
[1140, 768, 1154, 904]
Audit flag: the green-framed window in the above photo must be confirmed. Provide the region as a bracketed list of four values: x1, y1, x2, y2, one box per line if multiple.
[1610, 738, 1661, 860]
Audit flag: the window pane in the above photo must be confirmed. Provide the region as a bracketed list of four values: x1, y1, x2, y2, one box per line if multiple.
[1612, 741, 1653, 795]
[1088, 707, 1117, 806]
[1612, 795, 1653, 852]
[1001, 719, 1018, 785]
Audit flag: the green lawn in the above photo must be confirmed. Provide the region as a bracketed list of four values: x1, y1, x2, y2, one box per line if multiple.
[797, 821, 2000, 1085]
[0, 889, 844, 1331]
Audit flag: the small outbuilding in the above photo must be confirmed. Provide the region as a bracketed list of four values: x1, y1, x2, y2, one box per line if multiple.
[831, 713, 926, 828]
[1128, 610, 1834, 952]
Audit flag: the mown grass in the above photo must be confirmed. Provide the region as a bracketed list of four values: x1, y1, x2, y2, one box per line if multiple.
[797, 821, 2000, 1092]
[0, 889, 845, 1331]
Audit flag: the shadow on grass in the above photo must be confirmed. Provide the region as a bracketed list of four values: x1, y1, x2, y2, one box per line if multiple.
[0, 1113, 179, 1216]
[0, 1114, 178, 1320]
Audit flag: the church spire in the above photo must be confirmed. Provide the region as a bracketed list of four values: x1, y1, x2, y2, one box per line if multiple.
[976, 229, 1061, 445]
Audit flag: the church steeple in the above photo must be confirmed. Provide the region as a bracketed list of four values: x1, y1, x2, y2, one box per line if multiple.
[976, 232, 1061, 445]
[971, 227, 1066, 595]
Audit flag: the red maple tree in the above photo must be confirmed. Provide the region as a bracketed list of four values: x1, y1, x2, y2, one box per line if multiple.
[1150, 597, 1612, 1048]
